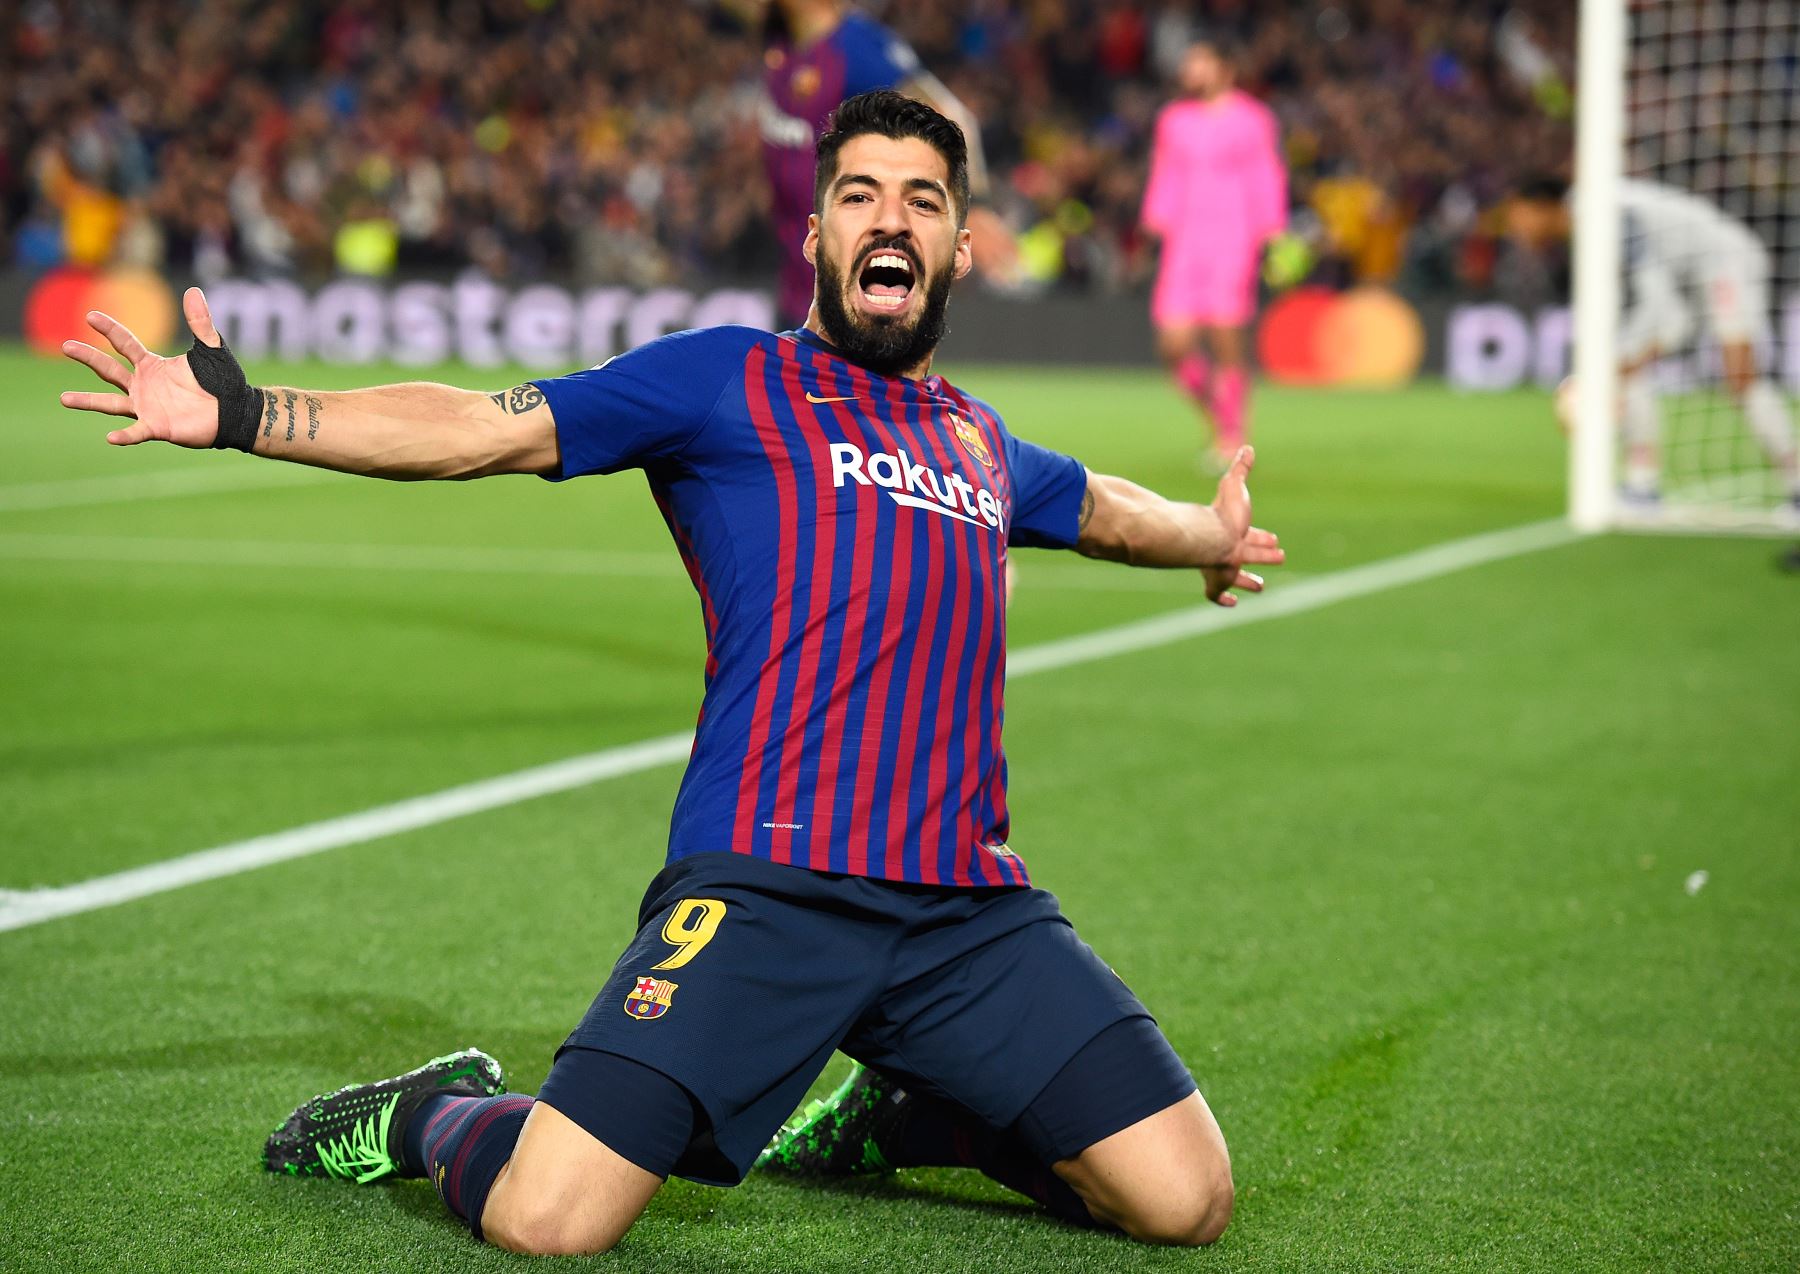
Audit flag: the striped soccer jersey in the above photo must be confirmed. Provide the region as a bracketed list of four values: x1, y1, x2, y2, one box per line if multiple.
[534, 325, 1088, 888]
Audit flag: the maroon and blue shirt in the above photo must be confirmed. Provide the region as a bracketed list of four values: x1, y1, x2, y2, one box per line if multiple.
[534, 325, 1087, 889]
[760, 13, 923, 322]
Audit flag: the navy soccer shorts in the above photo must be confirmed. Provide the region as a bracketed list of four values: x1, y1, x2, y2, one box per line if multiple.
[540, 851, 1192, 1184]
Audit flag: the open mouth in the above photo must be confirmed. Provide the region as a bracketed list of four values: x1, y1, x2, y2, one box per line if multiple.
[856, 249, 916, 311]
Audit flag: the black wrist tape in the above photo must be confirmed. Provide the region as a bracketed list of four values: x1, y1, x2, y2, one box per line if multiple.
[188, 337, 265, 452]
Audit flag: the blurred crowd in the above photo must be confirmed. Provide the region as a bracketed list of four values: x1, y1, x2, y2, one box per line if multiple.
[2, 0, 1575, 299]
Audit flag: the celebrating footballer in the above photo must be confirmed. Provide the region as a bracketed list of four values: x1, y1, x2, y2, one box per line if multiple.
[58, 91, 1282, 1255]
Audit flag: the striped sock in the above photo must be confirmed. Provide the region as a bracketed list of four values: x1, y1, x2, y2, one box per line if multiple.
[415, 1093, 534, 1240]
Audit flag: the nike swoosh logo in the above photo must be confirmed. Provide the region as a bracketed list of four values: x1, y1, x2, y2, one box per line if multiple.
[805, 392, 858, 404]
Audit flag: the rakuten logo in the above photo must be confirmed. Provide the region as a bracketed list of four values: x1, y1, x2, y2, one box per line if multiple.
[830, 442, 1005, 532]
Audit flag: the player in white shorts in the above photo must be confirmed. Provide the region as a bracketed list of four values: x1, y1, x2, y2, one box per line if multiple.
[1514, 176, 1800, 506]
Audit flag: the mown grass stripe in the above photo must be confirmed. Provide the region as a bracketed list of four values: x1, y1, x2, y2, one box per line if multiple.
[0, 518, 1579, 934]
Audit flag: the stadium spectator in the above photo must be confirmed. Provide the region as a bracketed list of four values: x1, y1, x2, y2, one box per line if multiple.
[1, 0, 1578, 301]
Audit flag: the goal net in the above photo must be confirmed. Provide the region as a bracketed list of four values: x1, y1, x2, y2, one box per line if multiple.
[1571, 0, 1800, 532]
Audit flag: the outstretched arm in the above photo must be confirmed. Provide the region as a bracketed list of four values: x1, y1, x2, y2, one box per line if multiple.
[1075, 447, 1284, 607]
[1250, 107, 1288, 245]
[1140, 110, 1180, 240]
[59, 287, 559, 480]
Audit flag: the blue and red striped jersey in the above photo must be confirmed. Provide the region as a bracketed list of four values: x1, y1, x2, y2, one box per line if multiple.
[534, 325, 1087, 888]
[759, 14, 922, 321]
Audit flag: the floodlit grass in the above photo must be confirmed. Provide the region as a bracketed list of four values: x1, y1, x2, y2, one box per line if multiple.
[2, 343, 1795, 1271]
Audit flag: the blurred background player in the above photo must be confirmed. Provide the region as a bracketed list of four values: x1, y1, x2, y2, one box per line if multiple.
[1141, 37, 1287, 472]
[738, 0, 1016, 327]
[1515, 175, 1800, 509]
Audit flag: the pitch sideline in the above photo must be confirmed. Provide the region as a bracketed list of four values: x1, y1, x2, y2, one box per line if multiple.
[0, 518, 1578, 935]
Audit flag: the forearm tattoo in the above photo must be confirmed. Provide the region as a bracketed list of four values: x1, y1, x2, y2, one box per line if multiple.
[1077, 485, 1095, 534]
[489, 384, 546, 414]
[262, 391, 278, 440]
[304, 394, 321, 441]
[282, 389, 298, 442]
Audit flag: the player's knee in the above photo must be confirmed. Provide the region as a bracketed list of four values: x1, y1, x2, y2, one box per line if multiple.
[483, 1193, 627, 1257]
[1154, 328, 1193, 364]
[1719, 343, 1758, 396]
[1190, 1158, 1235, 1244]
[1117, 1151, 1234, 1246]
[1208, 337, 1246, 368]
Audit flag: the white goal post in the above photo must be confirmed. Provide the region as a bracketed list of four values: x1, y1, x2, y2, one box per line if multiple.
[1570, 0, 1800, 534]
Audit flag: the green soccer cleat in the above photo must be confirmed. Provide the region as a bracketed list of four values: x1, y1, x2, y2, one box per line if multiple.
[262, 1047, 505, 1184]
[755, 1062, 907, 1176]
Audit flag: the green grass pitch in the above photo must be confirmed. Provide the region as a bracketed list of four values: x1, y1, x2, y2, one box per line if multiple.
[1, 342, 1796, 1272]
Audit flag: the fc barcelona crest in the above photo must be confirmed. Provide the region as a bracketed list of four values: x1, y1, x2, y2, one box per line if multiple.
[952, 415, 994, 468]
[624, 974, 678, 1021]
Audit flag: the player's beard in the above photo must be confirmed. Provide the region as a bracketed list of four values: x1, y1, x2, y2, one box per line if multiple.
[813, 237, 954, 377]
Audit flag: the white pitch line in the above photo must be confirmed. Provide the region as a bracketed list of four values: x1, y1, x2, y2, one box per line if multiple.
[0, 465, 334, 513]
[0, 517, 1580, 935]
[1008, 518, 1576, 677]
[0, 733, 697, 934]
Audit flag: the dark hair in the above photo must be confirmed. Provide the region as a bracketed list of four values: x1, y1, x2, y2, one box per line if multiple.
[1516, 174, 1571, 203]
[814, 90, 970, 226]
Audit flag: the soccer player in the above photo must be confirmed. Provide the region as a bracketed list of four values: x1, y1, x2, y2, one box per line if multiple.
[1512, 175, 1800, 506]
[58, 92, 1281, 1256]
[1142, 37, 1287, 471]
[745, 0, 1013, 326]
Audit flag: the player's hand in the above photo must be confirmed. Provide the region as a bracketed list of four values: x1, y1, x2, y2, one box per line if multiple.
[59, 287, 233, 447]
[1202, 446, 1284, 607]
